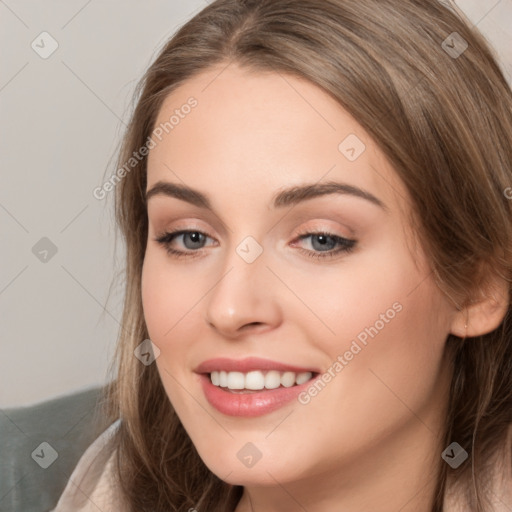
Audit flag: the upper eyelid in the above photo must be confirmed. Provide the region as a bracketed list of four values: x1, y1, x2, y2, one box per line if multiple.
[160, 226, 352, 239]
[153, 217, 355, 237]
[158, 228, 355, 248]
[147, 205, 361, 238]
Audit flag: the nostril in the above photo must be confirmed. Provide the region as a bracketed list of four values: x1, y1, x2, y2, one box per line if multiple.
[241, 322, 264, 331]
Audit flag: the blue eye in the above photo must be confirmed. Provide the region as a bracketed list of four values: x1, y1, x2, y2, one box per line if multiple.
[154, 230, 212, 259]
[294, 232, 356, 259]
[154, 229, 357, 260]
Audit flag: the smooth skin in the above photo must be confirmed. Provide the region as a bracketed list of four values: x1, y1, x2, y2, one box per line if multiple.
[141, 62, 508, 512]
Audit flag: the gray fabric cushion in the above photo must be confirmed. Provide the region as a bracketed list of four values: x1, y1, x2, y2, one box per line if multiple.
[0, 386, 111, 512]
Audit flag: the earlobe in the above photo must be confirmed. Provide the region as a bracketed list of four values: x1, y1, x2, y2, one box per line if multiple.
[450, 279, 510, 338]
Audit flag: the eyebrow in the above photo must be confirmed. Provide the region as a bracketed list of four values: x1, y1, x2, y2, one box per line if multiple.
[145, 180, 387, 211]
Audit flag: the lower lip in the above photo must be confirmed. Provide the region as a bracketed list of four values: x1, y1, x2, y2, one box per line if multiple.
[198, 373, 317, 417]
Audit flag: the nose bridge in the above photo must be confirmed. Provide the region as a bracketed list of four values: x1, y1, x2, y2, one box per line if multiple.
[204, 234, 280, 335]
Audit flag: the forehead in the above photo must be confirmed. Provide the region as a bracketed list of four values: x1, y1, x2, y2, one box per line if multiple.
[146, 63, 407, 214]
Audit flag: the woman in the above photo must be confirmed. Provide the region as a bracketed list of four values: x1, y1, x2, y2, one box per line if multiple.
[53, 0, 512, 510]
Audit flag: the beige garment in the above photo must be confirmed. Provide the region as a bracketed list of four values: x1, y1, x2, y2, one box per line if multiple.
[52, 419, 511, 511]
[50, 419, 125, 512]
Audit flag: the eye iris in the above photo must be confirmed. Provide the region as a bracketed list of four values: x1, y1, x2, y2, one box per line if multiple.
[184, 232, 205, 249]
[311, 234, 336, 251]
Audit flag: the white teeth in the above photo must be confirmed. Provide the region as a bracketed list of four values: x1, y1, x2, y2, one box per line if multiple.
[281, 371, 296, 388]
[264, 370, 281, 389]
[245, 370, 265, 390]
[227, 371, 245, 389]
[296, 371, 311, 385]
[209, 370, 313, 390]
[211, 371, 220, 386]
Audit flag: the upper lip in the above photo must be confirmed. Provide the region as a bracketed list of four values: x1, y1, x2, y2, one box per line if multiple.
[194, 357, 320, 374]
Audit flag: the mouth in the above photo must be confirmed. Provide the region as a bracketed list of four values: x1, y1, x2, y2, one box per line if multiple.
[207, 369, 319, 394]
[194, 357, 321, 417]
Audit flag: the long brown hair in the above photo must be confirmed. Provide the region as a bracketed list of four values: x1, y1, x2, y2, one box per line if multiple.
[100, 0, 512, 510]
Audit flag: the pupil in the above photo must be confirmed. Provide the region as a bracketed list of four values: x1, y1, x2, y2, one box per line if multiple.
[186, 232, 203, 248]
[313, 234, 335, 251]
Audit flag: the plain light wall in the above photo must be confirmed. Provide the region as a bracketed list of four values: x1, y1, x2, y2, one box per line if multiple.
[1, 0, 511, 408]
[0, 0, 207, 408]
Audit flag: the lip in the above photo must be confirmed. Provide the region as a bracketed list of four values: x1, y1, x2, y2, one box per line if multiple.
[194, 356, 321, 374]
[194, 357, 321, 417]
[198, 373, 318, 417]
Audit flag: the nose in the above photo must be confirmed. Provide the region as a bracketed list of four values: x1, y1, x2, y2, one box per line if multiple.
[204, 244, 282, 339]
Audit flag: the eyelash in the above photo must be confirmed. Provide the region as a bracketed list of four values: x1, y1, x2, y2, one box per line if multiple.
[154, 228, 357, 261]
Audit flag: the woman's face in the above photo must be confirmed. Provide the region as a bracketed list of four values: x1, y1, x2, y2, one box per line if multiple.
[142, 63, 456, 492]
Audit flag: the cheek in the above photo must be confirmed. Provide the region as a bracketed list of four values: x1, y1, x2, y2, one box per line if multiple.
[141, 253, 203, 414]
[302, 240, 449, 427]
[141, 250, 210, 399]
[141, 251, 198, 340]
[294, 240, 424, 348]
[315, 280, 449, 448]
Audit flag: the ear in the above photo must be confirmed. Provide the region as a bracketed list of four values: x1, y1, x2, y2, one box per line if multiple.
[450, 274, 510, 338]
